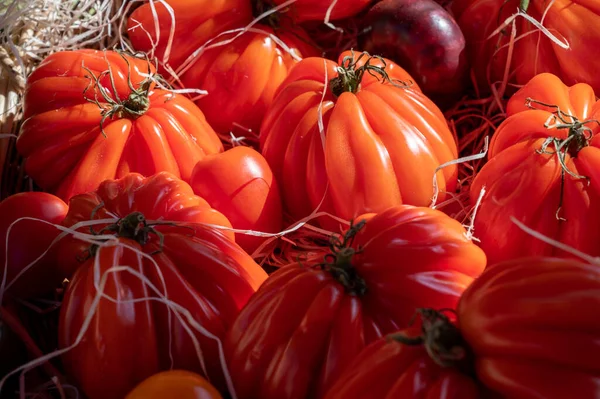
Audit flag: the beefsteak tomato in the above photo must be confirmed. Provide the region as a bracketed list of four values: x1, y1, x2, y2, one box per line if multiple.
[128, 1, 318, 136]
[458, 257, 600, 398]
[452, 0, 600, 93]
[224, 205, 486, 399]
[0, 192, 68, 298]
[324, 322, 482, 399]
[260, 51, 458, 226]
[57, 172, 267, 399]
[190, 146, 283, 254]
[17, 50, 223, 201]
[127, 0, 251, 72]
[470, 73, 600, 264]
[125, 370, 222, 399]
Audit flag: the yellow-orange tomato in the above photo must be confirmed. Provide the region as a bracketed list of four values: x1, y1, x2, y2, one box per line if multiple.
[125, 370, 222, 399]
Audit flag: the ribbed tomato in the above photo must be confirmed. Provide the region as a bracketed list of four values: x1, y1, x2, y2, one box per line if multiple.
[224, 205, 486, 399]
[260, 51, 458, 226]
[57, 172, 267, 399]
[17, 50, 223, 201]
[179, 25, 318, 136]
[125, 370, 222, 399]
[127, 0, 251, 72]
[458, 257, 600, 398]
[128, 1, 318, 137]
[272, 0, 372, 22]
[324, 322, 482, 399]
[190, 146, 283, 254]
[452, 0, 600, 93]
[470, 73, 600, 264]
[0, 192, 68, 298]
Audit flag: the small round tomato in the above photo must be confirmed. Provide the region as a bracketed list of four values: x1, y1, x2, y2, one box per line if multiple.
[190, 146, 283, 254]
[0, 192, 68, 298]
[125, 370, 222, 399]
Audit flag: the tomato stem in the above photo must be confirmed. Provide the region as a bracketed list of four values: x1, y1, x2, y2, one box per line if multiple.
[82, 52, 155, 138]
[317, 219, 367, 296]
[519, 0, 530, 12]
[388, 309, 475, 374]
[329, 51, 411, 97]
[525, 97, 597, 221]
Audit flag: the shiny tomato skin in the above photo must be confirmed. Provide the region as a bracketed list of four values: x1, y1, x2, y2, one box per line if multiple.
[0, 192, 68, 298]
[190, 146, 283, 254]
[127, 0, 251, 73]
[260, 51, 458, 227]
[17, 50, 223, 202]
[125, 370, 222, 399]
[470, 73, 600, 264]
[57, 172, 267, 399]
[225, 205, 486, 399]
[453, 0, 600, 93]
[458, 257, 600, 398]
[323, 327, 482, 399]
[179, 24, 318, 136]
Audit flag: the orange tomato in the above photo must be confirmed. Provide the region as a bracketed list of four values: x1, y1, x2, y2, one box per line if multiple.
[260, 51, 458, 227]
[190, 146, 283, 254]
[470, 73, 600, 263]
[125, 370, 222, 399]
[453, 0, 600, 93]
[17, 50, 222, 201]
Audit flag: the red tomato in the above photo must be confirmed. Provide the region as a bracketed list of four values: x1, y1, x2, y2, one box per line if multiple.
[273, 0, 372, 22]
[324, 323, 482, 399]
[452, 0, 600, 93]
[224, 205, 486, 399]
[260, 51, 458, 226]
[458, 257, 600, 398]
[58, 172, 267, 399]
[0, 192, 68, 298]
[125, 370, 222, 399]
[127, 0, 251, 73]
[470, 73, 600, 264]
[190, 146, 283, 254]
[17, 50, 223, 201]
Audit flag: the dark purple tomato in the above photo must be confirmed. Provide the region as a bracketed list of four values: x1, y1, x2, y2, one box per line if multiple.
[358, 0, 469, 108]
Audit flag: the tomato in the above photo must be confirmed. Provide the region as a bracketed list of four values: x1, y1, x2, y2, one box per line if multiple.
[125, 370, 222, 399]
[128, 1, 318, 137]
[324, 322, 482, 399]
[457, 257, 600, 398]
[260, 51, 458, 227]
[179, 25, 318, 136]
[470, 73, 600, 264]
[357, 0, 469, 107]
[224, 205, 486, 399]
[0, 192, 68, 298]
[190, 146, 283, 254]
[57, 172, 267, 399]
[127, 0, 251, 73]
[452, 0, 600, 93]
[17, 50, 223, 202]
[273, 0, 372, 22]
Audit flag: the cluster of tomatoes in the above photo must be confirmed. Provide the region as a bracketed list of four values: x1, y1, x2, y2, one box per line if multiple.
[1, 0, 599, 398]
